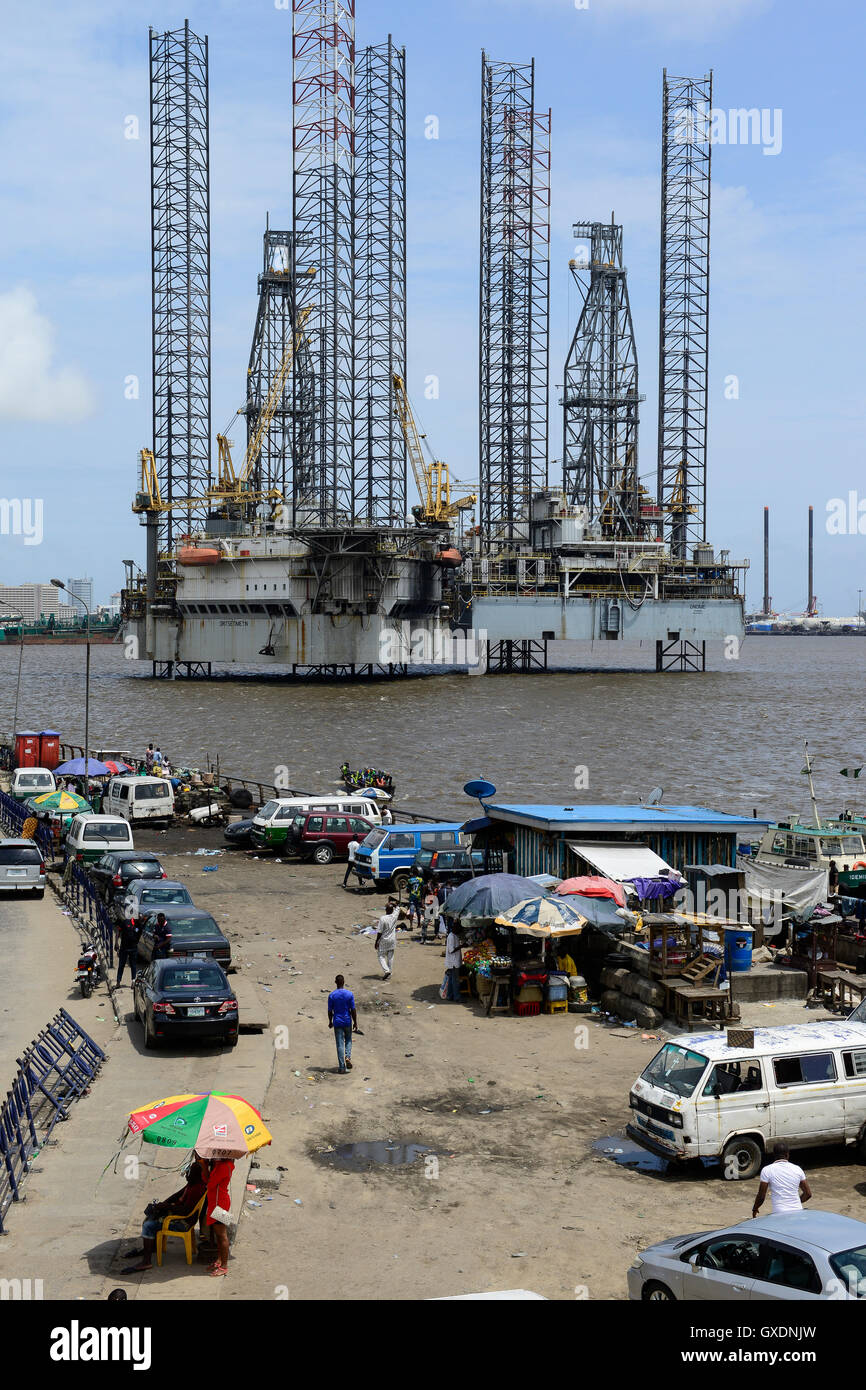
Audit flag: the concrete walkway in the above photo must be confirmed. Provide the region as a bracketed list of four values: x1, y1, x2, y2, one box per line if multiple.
[1, 892, 274, 1300]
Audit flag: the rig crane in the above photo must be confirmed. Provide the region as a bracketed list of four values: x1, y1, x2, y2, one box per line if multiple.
[392, 374, 476, 526]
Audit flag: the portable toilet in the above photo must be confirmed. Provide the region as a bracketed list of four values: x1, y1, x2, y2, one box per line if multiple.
[15, 732, 40, 768]
[38, 730, 61, 769]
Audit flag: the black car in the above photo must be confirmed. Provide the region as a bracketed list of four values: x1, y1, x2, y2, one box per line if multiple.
[136, 904, 232, 969]
[133, 957, 238, 1049]
[223, 818, 255, 848]
[411, 847, 487, 883]
[119, 879, 195, 927]
[88, 851, 166, 905]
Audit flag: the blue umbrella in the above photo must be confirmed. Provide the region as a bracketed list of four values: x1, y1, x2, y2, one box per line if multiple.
[445, 873, 544, 919]
[54, 757, 113, 777]
[564, 893, 633, 932]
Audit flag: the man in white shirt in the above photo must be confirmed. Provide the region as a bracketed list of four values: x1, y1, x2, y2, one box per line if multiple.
[375, 898, 400, 979]
[343, 838, 360, 888]
[752, 1144, 812, 1217]
[444, 926, 462, 1001]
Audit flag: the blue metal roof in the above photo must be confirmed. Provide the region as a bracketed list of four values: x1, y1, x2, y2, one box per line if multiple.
[487, 803, 768, 832]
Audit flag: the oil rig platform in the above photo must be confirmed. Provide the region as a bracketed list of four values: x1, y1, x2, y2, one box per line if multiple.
[123, 16, 745, 678]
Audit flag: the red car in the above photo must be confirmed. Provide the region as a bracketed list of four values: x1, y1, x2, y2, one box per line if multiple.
[288, 812, 376, 865]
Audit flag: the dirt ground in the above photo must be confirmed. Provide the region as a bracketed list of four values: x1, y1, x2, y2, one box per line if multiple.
[112, 826, 866, 1300]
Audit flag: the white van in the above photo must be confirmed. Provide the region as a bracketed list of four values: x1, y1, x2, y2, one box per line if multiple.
[251, 794, 381, 851]
[104, 775, 175, 825]
[10, 767, 57, 801]
[65, 813, 135, 863]
[627, 1020, 866, 1180]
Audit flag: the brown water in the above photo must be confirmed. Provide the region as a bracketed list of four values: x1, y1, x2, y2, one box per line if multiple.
[3, 637, 864, 821]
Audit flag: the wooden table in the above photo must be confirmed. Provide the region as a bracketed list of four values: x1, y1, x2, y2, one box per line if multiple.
[669, 984, 730, 1029]
[817, 969, 866, 1013]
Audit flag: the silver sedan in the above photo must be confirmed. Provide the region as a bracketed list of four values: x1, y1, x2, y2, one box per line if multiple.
[627, 1210, 866, 1301]
[119, 878, 193, 925]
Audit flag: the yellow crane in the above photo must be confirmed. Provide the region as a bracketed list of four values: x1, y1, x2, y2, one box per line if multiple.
[392, 374, 476, 525]
[134, 305, 314, 518]
[213, 304, 313, 502]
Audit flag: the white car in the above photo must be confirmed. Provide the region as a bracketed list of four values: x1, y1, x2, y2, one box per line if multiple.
[10, 767, 56, 801]
[0, 838, 46, 896]
[628, 1210, 866, 1301]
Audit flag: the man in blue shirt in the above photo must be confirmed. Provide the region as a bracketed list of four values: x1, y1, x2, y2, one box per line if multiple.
[328, 974, 358, 1074]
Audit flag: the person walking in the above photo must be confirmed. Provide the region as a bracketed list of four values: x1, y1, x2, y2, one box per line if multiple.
[375, 898, 400, 979]
[115, 917, 141, 987]
[328, 973, 358, 1074]
[343, 837, 360, 888]
[406, 869, 424, 932]
[444, 924, 463, 1001]
[752, 1143, 812, 1216]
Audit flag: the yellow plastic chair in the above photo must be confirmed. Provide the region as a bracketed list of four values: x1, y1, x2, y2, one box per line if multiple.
[155, 1193, 207, 1267]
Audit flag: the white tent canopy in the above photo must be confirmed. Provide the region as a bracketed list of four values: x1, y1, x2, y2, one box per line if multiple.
[567, 841, 682, 883]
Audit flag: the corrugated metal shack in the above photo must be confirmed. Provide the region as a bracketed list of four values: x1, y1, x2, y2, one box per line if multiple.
[472, 804, 769, 879]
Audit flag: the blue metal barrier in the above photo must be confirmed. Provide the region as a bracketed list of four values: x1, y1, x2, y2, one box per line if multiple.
[0, 787, 56, 859]
[0, 1009, 105, 1234]
[68, 864, 114, 967]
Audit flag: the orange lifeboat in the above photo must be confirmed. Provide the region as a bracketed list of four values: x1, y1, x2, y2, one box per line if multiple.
[437, 547, 463, 567]
[177, 546, 221, 566]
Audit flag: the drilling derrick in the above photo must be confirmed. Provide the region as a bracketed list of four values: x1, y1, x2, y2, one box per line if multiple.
[149, 20, 212, 549]
[562, 219, 643, 538]
[242, 230, 316, 525]
[292, 0, 356, 527]
[657, 71, 713, 564]
[479, 54, 551, 544]
[355, 39, 407, 526]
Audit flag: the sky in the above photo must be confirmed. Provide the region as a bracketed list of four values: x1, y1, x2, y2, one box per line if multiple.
[0, 0, 865, 613]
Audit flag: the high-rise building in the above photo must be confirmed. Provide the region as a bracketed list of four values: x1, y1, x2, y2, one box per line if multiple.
[66, 577, 94, 612]
[0, 583, 62, 623]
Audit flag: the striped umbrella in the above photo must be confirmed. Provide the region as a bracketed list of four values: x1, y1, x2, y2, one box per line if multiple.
[126, 1092, 272, 1161]
[494, 895, 589, 937]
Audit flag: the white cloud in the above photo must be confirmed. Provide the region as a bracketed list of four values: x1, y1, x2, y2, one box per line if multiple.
[0, 288, 96, 422]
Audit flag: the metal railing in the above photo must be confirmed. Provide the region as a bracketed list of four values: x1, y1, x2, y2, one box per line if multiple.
[64, 864, 115, 968]
[0, 1009, 105, 1233]
[0, 787, 55, 859]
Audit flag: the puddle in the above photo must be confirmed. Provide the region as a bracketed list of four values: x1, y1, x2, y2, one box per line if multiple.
[592, 1134, 669, 1174]
[316, 1140, 433, 1172]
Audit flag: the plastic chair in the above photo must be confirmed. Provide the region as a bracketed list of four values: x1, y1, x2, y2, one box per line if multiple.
[155, 1193, 207, 1267]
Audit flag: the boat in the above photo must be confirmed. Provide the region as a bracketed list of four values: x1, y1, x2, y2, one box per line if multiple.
[339, 764, 394, 796]
[751, 743, 866, 898]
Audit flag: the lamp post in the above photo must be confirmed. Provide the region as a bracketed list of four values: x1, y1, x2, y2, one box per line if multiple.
[51, 580, 91, 778]
[0, 600, 26, 749]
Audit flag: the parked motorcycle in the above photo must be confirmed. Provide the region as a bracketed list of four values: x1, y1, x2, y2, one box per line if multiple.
[75, 944, 99, 998]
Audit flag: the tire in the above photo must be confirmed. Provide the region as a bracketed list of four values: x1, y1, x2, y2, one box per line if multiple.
[226, 1032, 239, 1049]
[313, 842, 335, 865]
[722, 1136, 763, 1181]
[33, 889, 44, 899]
[642, 1281, 675, 1302]
[392, 870, 410, 894]
[230, 788, 253, 809]
[144, 1013, 157, 1050]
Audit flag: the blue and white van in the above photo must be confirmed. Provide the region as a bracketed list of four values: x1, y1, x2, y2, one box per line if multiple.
[353, 822, 465, 891]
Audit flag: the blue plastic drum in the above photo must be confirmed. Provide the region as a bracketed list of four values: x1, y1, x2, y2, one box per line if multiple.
[724, 926, 754, 973]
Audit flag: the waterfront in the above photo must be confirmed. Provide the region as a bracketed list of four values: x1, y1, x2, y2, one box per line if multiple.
[2, 636, 863, 821]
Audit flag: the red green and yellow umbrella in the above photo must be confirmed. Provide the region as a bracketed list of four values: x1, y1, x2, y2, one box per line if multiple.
[126, 1092, 272, 1160]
